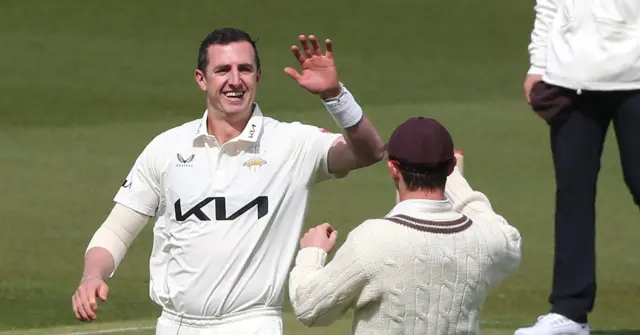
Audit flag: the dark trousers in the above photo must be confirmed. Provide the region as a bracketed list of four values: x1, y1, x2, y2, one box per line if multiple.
[547, 89, 640, 323]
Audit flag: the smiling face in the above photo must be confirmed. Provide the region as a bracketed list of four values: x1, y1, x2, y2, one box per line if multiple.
[195, 41, 261, 119]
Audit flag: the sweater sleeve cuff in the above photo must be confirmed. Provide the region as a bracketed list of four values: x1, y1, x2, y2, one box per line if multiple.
[295, 247, 328, 267]
[445, 167, 476, 208]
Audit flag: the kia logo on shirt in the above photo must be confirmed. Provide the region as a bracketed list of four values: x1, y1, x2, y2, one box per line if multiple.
[174, 196, 269, 222]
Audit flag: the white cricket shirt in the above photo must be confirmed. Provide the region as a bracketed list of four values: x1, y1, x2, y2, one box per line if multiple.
[113, 104, 343, 317]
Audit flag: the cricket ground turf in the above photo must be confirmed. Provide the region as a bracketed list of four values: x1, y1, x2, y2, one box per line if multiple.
[2, 0, 640, 334]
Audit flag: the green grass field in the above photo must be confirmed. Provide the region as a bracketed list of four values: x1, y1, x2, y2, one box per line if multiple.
[2, 0, 640, 334]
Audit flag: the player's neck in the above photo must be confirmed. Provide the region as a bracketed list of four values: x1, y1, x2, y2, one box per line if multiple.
[206, 107, 252, 145]
[398, 189, 446, 202]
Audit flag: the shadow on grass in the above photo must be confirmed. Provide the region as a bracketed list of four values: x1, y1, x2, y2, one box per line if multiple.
[593, 331, 640, 335]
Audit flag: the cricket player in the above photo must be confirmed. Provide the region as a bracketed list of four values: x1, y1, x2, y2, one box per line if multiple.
[70, 28, 385, 334]
[518, 1, 640, 334]
[288, 117, 522, 334]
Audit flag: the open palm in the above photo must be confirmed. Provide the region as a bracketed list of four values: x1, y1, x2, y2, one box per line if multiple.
[284, 35, 340, 97]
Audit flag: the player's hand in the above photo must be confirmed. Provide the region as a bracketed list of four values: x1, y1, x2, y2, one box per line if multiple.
[72, 276, 109, 322]
[524, 74, 543, 105]
[284, 35, 341, 100]
[300, 223, 338, 253]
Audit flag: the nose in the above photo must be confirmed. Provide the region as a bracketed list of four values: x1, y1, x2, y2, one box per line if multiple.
[228, 68, 241, 86]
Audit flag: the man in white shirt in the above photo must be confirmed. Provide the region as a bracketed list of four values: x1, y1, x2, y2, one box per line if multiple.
[520, 1, 640, 334]
[70, 27, 385, 334]
[288, 117, 522, 334]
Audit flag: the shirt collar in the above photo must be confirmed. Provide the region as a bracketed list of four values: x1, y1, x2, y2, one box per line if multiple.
[194, 103, 264, 143]
[385, 198, 454, 217]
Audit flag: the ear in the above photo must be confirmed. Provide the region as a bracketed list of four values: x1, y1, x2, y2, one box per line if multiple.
[256, 68, 262, 84]
[194, 69, 207, 92]
[447, 156, 457, 176]
[387, 161, 400, 181]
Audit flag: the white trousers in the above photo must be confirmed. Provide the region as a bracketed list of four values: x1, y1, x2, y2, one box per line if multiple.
[156, 308, 283, 335]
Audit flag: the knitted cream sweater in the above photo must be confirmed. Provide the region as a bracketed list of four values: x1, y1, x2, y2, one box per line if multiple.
[288, 167, 522, 334]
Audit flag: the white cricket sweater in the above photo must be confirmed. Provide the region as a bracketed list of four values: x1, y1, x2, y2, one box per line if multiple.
[527, 0, 640, 91]
[288, 167, 522, 334]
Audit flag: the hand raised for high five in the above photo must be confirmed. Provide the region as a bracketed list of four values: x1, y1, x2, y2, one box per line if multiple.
[284, 35, 341, 99]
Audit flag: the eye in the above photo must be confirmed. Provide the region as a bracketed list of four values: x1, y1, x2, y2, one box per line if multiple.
[214, 65, 230, 73]
[238, 64, 254, 73]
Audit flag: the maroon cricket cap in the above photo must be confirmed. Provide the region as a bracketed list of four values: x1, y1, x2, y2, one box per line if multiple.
[385, 117, 454, 171]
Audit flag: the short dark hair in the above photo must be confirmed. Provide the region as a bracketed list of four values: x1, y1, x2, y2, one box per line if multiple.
[397, 159, 451, 192]
[197, 28, 261, 73]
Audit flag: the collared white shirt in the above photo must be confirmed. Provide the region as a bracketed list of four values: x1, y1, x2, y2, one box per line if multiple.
[113, 104, 343, 317]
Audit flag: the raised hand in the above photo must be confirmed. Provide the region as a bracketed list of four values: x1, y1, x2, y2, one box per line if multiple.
[284, 35, 341, 99]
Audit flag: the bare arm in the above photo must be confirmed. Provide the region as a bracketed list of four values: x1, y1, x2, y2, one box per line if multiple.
[82, 248, 115, 281]
[322, 85, 385, 175]
[284, 36, 384, 174]
[327, 117, 385, 175]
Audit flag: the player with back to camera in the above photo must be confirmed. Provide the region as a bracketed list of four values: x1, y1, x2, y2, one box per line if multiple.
[70, 28, 385, 335]
[287, 117, 522, 334]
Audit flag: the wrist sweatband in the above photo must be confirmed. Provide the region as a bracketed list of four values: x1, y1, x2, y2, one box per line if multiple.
[321, 83, 364, 129]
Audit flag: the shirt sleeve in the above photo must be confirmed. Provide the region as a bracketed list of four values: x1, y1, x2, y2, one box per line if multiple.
[291, 123, 346, 185]
[528, 0, 558, 75]
[288, 232, 369, 327]
[112, 139, 162, 217]
[85, 203, 151, 277]
[445, 167, 522, 286]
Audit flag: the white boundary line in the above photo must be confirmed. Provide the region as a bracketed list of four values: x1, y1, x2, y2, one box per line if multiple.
[55, 325, 155, 335]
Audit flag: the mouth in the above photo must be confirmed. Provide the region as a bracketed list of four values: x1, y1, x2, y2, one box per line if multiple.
[223, 91, 246, 100]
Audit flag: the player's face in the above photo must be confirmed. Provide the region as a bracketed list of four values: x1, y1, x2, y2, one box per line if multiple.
[195, 41, 261, 118]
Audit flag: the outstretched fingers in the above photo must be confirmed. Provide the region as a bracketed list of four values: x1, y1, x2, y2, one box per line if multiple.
[291, 35, 333, 64]
[309, 35, 322, 56]
[298, 34, 314, 58]
[324, 39, 333, 58]
[291, 45, 305, 65]
[284, 67, 301, 81]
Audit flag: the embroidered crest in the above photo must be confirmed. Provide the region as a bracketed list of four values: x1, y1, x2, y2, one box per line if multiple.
[243, 145, 267, 171]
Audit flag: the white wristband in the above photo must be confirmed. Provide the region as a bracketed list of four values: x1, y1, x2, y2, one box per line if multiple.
[321, 84, 364, 129]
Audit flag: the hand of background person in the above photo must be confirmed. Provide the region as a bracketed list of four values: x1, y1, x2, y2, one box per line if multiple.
[72, 276, 109, 322]
[524, 74, 543, 105]
[284, 35, 342, 100]
[300, 223, 338, 253]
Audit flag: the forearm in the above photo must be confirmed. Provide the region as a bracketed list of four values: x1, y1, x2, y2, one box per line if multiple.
[84, 203, 150, 278]
[445, 167, 522, 283]
[323, 84, 385, 173]
[82, 247, 116, 280]
[342, 115, 385, 166]
[487, 221, 523, 286]
[289, 244, 367, 327]
[445, 166, 494, 215]
[528, 0, 557, 74]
